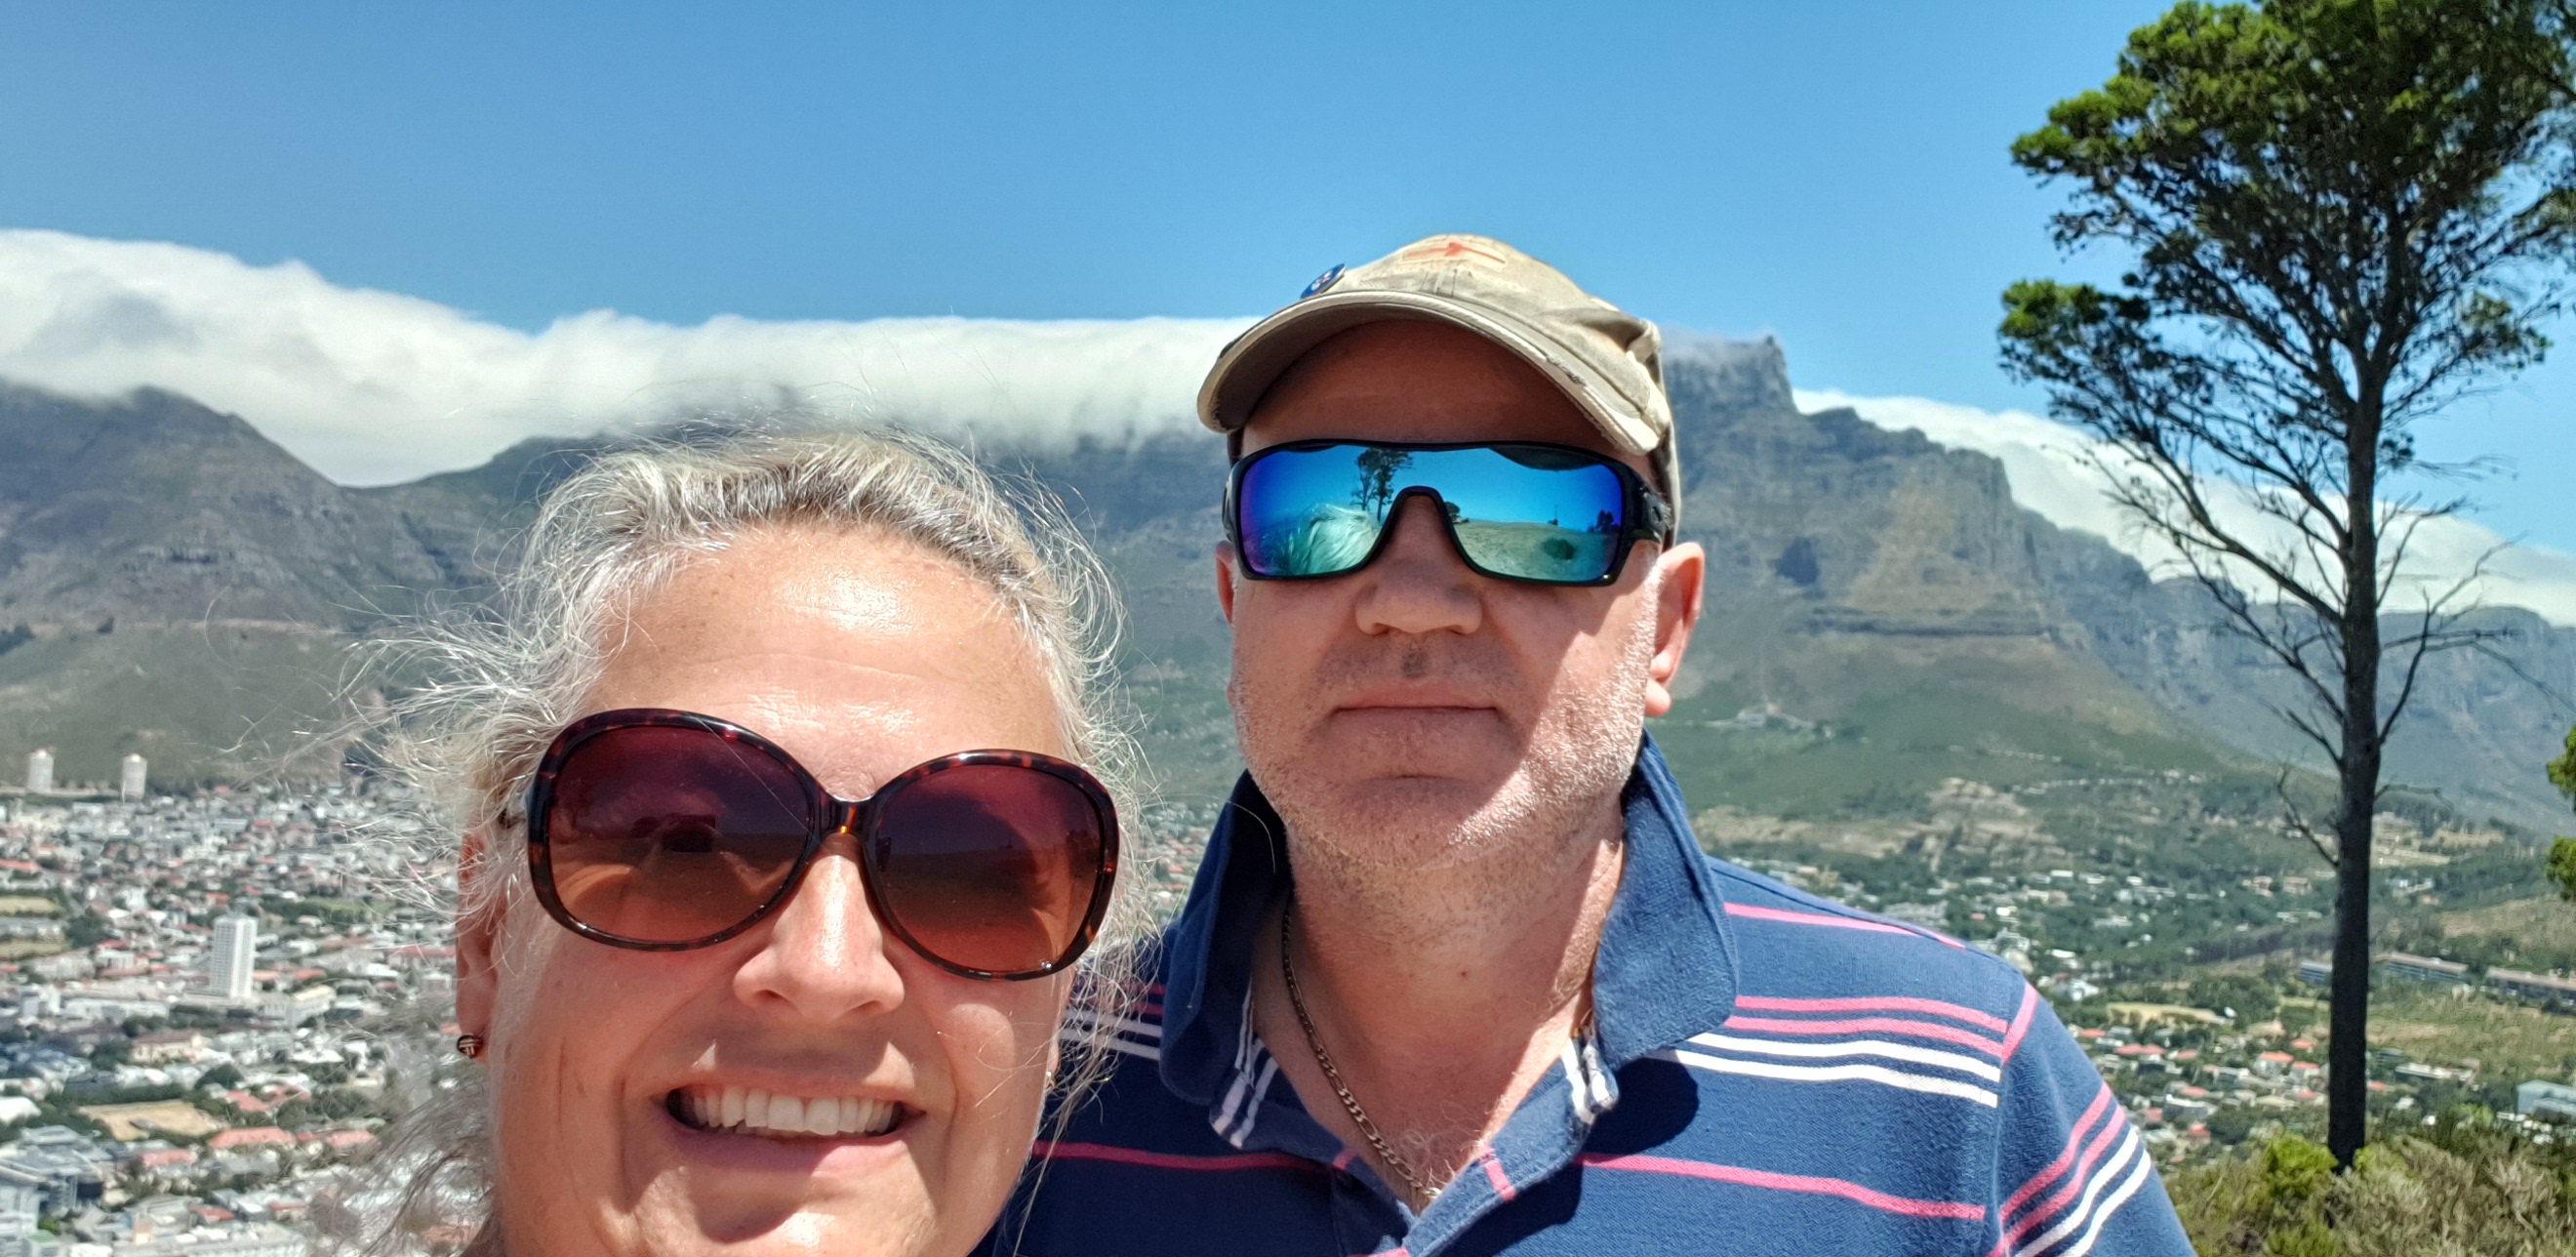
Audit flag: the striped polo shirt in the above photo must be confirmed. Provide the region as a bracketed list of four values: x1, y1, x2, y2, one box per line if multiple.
[980, 738, 2193, 1257]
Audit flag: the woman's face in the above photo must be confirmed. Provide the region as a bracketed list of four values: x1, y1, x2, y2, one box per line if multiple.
[457, 526, 1076, 1257]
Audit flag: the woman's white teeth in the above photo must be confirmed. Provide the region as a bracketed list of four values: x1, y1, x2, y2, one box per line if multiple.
[675, 1085, 899, 1138]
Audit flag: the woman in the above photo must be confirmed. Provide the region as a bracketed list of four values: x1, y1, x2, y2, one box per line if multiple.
[368, 431, 1142, 1256]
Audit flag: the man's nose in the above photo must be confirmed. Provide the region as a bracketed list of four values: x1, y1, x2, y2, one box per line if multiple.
[734, 833, 906, 1023]
[1353, 492, 1484, 636]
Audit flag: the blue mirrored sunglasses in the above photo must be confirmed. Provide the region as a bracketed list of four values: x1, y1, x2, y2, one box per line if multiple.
[1225, 440, 1674, 587]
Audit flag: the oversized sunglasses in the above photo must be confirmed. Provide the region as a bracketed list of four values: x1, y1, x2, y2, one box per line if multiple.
[1226, 440, 1675, 587]
[524, 710, 1118, 981]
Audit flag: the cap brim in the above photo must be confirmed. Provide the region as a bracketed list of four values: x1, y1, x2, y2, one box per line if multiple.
[1196, 290, 1664, 459]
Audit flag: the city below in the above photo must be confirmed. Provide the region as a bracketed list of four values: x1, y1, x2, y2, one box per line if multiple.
[0, 750, 450, 1257]
[0, 745, 2566, 1255]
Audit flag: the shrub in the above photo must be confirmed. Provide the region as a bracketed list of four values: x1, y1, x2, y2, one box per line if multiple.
[2205, 1105, 2258, 1147]
[2168, 1122, 2576, 1255]
[2187, 974, 2281, 1026]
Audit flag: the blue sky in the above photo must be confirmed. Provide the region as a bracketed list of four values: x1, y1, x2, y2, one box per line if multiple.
[2, 1, 2569, 551]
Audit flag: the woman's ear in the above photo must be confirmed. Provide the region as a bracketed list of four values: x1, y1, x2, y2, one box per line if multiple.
[454, 823, 502, 1041]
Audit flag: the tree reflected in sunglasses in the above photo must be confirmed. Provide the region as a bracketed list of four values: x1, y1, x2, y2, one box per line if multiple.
[1227, 440, 1672, 587]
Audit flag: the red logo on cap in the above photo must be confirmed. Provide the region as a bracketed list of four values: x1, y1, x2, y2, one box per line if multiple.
[1400, 239, 1507, 265]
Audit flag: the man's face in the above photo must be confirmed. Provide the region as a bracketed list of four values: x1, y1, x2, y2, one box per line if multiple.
[1218, 320, 1705, 873]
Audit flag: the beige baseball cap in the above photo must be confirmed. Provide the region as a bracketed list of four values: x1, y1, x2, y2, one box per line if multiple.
[1196, 233, 1678, 506]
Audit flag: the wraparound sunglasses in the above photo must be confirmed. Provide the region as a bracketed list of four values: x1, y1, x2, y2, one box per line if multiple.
[1226, 439, 1675, 587]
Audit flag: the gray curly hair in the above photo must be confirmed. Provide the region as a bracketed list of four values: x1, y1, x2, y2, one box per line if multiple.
[338, 427, 1151, 1254]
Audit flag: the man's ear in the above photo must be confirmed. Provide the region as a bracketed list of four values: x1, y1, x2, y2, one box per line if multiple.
[1214, 542, 1240, 627]
[454, 824, 502, 1042]
[1642, 542, 1707, 718]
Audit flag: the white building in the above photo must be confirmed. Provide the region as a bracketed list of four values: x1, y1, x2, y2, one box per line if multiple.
[20, 750, 49, 794]
[111, 1223, 310, 1256]
[0, 1168, 38, 1240]
[259, 985, 333, 1028]
[209, 914, 259, 1001]
[2519, 1079, 2576, 1122]
[118, 753, 145, 801]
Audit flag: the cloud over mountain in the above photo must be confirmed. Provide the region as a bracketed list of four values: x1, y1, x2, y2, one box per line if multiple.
[1800, 388, 2576, 628]
[3, 228, 2567, 627]
[0, 229, 1247, 485]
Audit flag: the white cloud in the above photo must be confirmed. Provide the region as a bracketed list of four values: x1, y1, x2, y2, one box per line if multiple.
[1798, 388, 2576, 628]
[9, 228, 2567, 628]
[0, 229, 1249, 485]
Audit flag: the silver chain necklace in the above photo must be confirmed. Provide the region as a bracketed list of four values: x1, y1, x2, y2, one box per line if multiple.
[1279, 902, 1438, 1203]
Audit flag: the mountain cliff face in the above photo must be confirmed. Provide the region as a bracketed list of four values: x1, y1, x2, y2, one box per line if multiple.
[0, 385, 458, 628]
[1656, 339, 2575, 831]
[0, 385, 480, 783]
[2080, 586, 2576, 831]
[1671, 338, 2086, 639]
[0, 350, 2566, 829]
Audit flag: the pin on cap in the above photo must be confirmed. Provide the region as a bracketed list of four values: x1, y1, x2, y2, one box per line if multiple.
[1197, 234, 1678, 513]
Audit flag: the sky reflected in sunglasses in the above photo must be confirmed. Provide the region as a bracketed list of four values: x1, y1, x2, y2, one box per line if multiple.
[1237, 443, 1631, 583]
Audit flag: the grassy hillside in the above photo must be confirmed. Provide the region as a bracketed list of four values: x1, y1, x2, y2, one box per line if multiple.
[1654, 604, 2229, 819]
[0, 623, 359, 786]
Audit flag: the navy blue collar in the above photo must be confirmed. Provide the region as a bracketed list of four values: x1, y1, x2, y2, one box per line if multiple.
[1156, 735, 1740, 1105]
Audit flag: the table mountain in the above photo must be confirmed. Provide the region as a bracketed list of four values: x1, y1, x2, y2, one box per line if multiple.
[0, 345, 2566, 833]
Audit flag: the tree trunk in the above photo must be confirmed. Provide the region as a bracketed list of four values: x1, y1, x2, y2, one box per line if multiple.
[2326, 683, 2378, 1168]
[2327, 402, 2384, 1170]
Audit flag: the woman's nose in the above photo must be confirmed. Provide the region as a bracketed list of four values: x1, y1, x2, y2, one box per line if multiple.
[734, 833, 906, 1022]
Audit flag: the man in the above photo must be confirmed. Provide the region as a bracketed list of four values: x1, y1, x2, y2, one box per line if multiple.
[986, 235, 2192, 1256]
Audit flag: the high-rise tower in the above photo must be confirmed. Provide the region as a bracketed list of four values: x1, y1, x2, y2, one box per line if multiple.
[209, 914, 258, 1001]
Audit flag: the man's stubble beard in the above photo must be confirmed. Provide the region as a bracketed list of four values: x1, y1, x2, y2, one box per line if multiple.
[1229, 574, 1664, 928]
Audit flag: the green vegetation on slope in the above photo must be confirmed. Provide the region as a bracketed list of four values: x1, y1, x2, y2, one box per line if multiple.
[2170, 1126, 2576, 1255]
[0, 623, 358, 785]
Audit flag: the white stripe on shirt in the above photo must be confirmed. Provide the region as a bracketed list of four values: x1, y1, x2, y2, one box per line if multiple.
[1663, 1047, 2000, 1108]
[2012, 1126, 2145, 1257]
[1688, 1031, 2002, 1082]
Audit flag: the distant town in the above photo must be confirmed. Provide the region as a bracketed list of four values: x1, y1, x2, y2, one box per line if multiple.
[1725, 849, 2576, 1161]
[0, 747, 2563, 1254]
[0, 749, 448, 1257]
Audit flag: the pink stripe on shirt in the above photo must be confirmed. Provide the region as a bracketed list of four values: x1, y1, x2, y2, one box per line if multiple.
[1998, 1085, 2113, 1222]
[1724, 902, 1965, 948]
[1724, 903, 1915, 935]
[1582, 1153, 1986, 1221]
[2000, 1105, 2130, 1245]
[1723, 1015, 2008, 1058]
[1734, 993, 2009, 1034]
[1997, 986, 2040, 1063]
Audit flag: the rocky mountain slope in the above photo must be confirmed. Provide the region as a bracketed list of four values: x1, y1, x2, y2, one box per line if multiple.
[0, 345, 2567, 833]
[1659, 339, 2576, 832]
[0, 385, 458, 628]
[0, 385, 470, 781]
